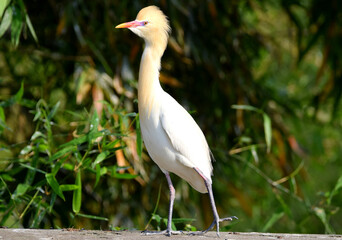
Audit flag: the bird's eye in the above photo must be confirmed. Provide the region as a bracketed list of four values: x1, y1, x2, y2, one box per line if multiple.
[143, 21, 148, 25]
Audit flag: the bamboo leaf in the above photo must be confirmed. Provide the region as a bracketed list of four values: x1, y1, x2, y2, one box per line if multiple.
[327, 175, 342, 205]
[92, 150, 110, 167]
[231, 104, 261, 113]
[49, 145, 76, 162]
[94, 164, 101, 188]
[90, 111, 99, 132]
[263, 113, 272, 153]
[15, 82, 24, 103]
[111, 166, 137, 179]
[46, 173, 65, 201]
[30, 131, 46, 140]
[59, 135, 87, 148]
[25, 13, 38, 43]
[0, 6, 12, 38]
[12, 183, 30, 199]
[47, 101, 60, 120]
[0, 0, 10, 19]
[20, 145, 33, 155]
[60, 184, 79, 191]
[72, 171, 82, 214]
[11, 4, 23, 47]
[313, 207, 334, 234]
[76, 213, 108, 221]
[102, 139, 120, 150]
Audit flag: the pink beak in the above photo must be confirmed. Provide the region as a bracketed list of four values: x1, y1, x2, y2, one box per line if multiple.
[115, 20, 143, 28]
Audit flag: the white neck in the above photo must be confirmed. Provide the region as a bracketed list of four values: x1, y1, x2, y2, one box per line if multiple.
[138, 43, 164, 118]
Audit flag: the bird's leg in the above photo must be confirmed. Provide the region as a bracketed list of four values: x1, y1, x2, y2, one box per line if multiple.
[142, 172, 182, 236]
[193, 167, 238, 237]
[165, 171, 175, 236]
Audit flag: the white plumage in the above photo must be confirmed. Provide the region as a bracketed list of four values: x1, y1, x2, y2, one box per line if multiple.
[116, 5, 236, 236]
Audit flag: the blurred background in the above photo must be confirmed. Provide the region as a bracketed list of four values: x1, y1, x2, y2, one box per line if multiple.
[1, 0, 342, 234]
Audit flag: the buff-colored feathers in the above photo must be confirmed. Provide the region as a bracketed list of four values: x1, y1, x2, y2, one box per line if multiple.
[131, 6, 171, 57]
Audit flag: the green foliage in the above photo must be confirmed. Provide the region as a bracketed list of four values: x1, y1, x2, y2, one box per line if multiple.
[0, 84, 139, 228]
[0, 0, 342, 234]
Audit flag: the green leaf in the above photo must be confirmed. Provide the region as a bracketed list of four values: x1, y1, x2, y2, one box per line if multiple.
[25, 13, 38, 43]
[262, 211, 284, 232]
[30, 206, 46, 228]
[12, 183, 30, 199]
[62, 163, 74, 171]
[152, 214, 161, 224]
[11, 4, 23, 47]
[72, 171, 82, 214]
[46, 173, 65, 201]
[48, 192, 56, 213]
[113, 172, 138, 179]
[313, 207, 334, 234]
[0, 0, 10, 18]
[30, 131, 46, 140]
[49, 145, 76, 162]
[327, 175, 342, 205]
[162, 217, 177, 231]
[111, 166, 137, 179]
[47, 101, 60, 120]
[20, 145, 33, 155]
[90, 111, 99, 132]
[20, 163, 46, 175]
[262, 113, 272, 153]
[99, 166, 107, 176]
[0, 174, 14, 182]
[15, 82, 24, 103]
[60, 184, 79, 191]
[0, 202, 14, 226]
[51, 156, 68, 176]
[0, 106, 5, 121]
[92, 151, 110, 167]
[88, 131, 105, 142]
[76, 213, 108, 221]
[0, 5, 12, 38]
[94, 164, 101, 188]
[59, 135, 87, 148]
[82, 157, 93, 168]
[102, 139, 120, 150]
[231, 104, 260, 112]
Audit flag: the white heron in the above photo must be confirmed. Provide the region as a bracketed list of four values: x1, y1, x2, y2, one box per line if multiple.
[116, 5, 237, 237]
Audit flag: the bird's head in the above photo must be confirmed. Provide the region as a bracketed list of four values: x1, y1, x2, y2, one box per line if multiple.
[116, 6, 170, 49]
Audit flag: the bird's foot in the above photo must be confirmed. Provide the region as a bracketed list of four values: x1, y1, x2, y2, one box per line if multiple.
[141, 229, 183, 236]
[189, 216, 238, 237]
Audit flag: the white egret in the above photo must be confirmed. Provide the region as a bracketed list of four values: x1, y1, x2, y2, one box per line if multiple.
[116, 5, 237, 237]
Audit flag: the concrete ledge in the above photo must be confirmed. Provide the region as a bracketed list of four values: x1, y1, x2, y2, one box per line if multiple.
[0, 228, 341, 240]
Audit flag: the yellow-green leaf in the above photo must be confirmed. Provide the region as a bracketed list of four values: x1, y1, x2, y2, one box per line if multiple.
[72, 171, 82, 214]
